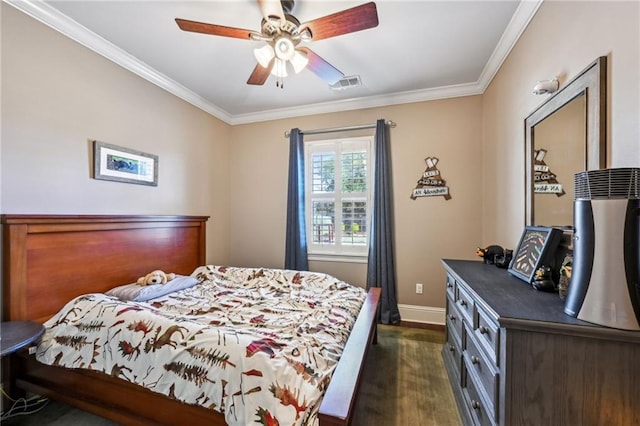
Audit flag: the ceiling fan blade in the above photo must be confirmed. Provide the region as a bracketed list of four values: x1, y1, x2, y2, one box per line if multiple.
[257, 0, 285, 22]
[301, 2, 379, 41]
[175, 18, 256, 40]
[247, 61, 274, 85]
[298, 48, 343, 85]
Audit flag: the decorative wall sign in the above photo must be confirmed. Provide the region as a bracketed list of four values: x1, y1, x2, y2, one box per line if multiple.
[410, 157, 451, 200]
[533, 149, 565, 196]
[93, 141, 158, 186]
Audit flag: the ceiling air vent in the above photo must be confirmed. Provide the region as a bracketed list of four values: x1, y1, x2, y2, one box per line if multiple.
[330, 75, 362, 91]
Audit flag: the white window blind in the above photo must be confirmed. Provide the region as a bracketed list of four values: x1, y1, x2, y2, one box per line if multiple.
[305, 136, 373, 258]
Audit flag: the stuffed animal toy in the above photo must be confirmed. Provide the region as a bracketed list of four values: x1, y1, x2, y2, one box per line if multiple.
[476, 245, 504, 265]
[137, 270, 176, 286]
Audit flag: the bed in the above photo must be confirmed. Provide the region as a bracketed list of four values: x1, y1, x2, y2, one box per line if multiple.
[1, 214, 380, 425]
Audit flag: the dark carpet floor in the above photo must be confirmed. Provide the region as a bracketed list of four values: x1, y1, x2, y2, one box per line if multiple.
[2, 325, 461, 425]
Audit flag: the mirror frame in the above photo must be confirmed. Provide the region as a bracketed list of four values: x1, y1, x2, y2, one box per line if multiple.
[525, 56, 607, 226]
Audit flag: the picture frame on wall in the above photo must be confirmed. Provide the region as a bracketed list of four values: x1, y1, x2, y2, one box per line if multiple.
[508, 226, 563, 283]
[93, 141, 158, 186]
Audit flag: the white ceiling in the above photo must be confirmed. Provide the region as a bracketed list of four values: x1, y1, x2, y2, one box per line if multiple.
[8, 0, 542, 124]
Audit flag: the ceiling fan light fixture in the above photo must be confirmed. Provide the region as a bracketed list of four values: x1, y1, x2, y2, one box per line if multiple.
[290, 49, 308, 74]
[274, 37, 295, 61]
[254, 44, 275, 68]
[271, 58, 288, 78]
[299, 28, 312, 41]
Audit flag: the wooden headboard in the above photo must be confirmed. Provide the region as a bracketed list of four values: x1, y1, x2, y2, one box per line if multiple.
[2, 215, 209, 323]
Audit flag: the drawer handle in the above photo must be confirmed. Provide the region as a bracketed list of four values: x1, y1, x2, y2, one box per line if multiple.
[449, 314, 456, 321]
[471, 400, 480, 410]
[471, 356, 480, 365]
[449, 345, 456, 353]
[479, 326, 489, 334]
[459, 300, 467, 307]
[447, 282, 453, 288]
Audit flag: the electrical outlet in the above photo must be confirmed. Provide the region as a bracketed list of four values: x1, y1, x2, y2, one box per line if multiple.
[416, 283, 423, 294]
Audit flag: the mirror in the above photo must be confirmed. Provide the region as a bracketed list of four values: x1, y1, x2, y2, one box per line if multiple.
[525, 56, 607, 227]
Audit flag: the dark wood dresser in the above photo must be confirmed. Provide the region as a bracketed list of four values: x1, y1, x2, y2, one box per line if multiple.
[441, 259, 640, 426]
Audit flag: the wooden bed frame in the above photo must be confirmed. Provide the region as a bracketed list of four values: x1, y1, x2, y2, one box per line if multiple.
[1, 214, 380, 426]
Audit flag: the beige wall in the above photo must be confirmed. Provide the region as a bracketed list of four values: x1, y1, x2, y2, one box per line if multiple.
[0, 4, 231, 265]
[230, 98, 484, 308]
[482, 0, 640, 247]
[2, 1, 638, 315]
[228, 0, 640, 310]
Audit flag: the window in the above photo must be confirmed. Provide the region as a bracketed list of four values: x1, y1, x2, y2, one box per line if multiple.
[305, 136, 373, 259]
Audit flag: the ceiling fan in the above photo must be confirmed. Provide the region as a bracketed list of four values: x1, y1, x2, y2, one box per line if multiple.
[175, 0, 378, 88]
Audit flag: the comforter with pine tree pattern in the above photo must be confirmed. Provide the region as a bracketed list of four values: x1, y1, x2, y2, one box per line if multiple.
[36, 265, 366, 426]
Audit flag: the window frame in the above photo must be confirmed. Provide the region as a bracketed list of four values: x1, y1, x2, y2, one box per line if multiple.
[304, 136, 374, 260]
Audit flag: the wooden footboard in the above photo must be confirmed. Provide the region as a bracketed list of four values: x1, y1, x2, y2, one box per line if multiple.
[2, 214, 380, 425]
[319, 286, 380, 425]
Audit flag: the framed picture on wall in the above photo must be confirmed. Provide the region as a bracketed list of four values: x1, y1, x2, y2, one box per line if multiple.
[508, 226, 563, 283]
[93, 141, 158, 186]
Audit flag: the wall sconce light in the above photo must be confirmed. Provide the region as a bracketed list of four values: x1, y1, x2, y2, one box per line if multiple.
[533, 78, 559, 95]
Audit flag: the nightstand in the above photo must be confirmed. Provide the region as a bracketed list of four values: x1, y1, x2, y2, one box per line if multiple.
[1, 321, 46, 412]
[1, 321, 45, 357]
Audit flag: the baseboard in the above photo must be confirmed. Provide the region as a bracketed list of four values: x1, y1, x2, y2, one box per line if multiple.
[398, 304, 445, 326]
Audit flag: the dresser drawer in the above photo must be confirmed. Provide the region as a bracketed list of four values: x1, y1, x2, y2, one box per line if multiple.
[474, 305, 500, 366]
[464, 328, 498, 421]
[462, 366, 496, 426]
[447, 296, 464, 347]
[456, 283, 475, 325]
[446, 273, 456, 300]
[444, 327, 463, 385]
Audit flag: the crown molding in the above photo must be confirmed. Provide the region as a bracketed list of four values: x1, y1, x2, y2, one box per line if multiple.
[476, 0, 544, 92]
[6, 0, 542, 126]
[228, 82, 484, 125]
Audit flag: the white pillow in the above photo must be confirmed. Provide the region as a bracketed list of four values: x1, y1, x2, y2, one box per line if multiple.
[105, 275, 199, 302]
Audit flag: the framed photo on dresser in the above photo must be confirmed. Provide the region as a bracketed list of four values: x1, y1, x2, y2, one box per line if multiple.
[508, 226, 563, 283]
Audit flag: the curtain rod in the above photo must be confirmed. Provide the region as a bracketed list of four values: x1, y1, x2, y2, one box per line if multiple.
[284, 120, 396, 138]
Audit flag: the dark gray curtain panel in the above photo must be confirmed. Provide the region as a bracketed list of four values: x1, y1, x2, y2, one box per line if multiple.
[367, 119, 401, 324]
[284, 128, 309, 271]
